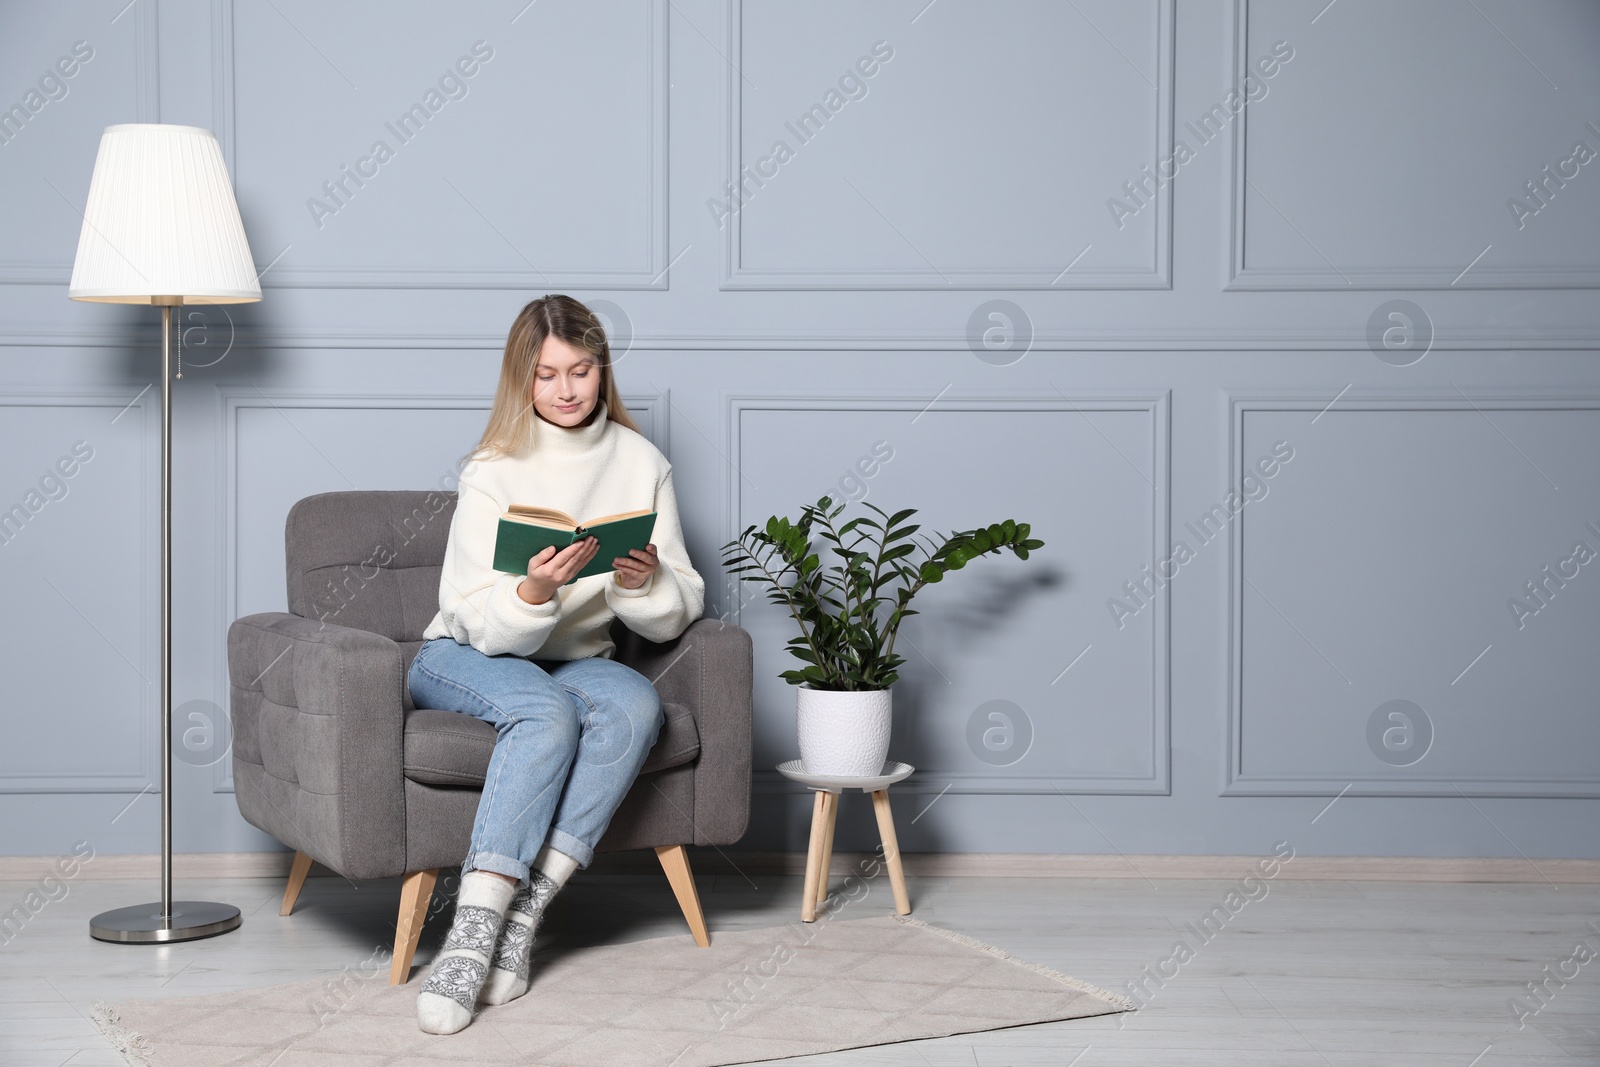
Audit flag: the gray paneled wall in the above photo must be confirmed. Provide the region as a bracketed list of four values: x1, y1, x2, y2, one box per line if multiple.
[2, 0, 1597, 863]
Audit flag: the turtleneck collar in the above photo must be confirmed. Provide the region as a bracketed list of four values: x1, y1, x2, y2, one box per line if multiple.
[527, 398, 611, 457]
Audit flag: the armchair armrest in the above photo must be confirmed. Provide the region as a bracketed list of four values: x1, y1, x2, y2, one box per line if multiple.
[227, 612, 406, 879]
[614, 617, 753, 846]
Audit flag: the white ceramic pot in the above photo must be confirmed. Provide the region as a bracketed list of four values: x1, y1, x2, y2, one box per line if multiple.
[795, 684, 893, 778]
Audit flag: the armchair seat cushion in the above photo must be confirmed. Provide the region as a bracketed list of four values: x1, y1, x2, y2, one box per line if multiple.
[402, 702, 701, 788]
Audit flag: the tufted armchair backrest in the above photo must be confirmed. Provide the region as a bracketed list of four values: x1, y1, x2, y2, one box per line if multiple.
[286, 490, 459, 643]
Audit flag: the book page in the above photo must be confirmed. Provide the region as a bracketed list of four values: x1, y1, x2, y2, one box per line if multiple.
[503, 505, 578, 530]
[579, 507, 655, 529]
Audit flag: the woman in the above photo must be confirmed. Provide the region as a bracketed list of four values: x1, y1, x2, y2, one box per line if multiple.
[408, 294, 705, 1034]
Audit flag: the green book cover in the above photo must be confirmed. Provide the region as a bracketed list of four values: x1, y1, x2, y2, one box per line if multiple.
[491, 506, 658, 586]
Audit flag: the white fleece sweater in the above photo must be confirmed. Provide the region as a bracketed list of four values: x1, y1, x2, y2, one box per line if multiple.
[420, 399, 706, 660]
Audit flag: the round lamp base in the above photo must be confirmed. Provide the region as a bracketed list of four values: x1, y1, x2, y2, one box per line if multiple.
[89, 901, 241, 944]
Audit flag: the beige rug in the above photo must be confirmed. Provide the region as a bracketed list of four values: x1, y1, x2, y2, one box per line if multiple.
[91, 912, 1132, 1066]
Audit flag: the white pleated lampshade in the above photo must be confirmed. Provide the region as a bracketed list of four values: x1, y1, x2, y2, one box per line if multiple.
[69, 123, 261, 304]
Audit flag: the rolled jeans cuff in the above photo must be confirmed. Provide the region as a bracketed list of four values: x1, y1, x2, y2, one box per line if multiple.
[462, 850, 529, 885]
[546, 827, 594, 870]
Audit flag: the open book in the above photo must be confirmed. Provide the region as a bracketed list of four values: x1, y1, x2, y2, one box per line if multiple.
[491, 505, 658, 585]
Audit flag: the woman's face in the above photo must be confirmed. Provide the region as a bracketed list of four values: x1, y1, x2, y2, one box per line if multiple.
[530, 335, 603, 427]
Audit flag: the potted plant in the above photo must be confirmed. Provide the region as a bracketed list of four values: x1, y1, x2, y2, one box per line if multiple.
[721, 496, 1043, 777]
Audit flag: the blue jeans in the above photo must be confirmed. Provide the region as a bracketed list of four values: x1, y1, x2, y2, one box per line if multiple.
[406, 637, 664, 882]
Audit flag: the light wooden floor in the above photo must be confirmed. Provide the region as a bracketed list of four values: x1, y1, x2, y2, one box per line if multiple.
[2, 864, 1596, 1065]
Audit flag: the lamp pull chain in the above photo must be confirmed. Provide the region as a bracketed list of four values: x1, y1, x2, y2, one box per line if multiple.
[175, 306, 183, 379]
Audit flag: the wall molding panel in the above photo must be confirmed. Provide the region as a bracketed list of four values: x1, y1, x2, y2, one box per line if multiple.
[0, 0, 162, 285]
[0, 389, 158, 793]
[214, 0, 671, 290]
[727, 393, 1172, 796]
[1224, 391, 1600, 798]
[721, 0, 1175, 290]
[213, 387, 669, 793]
[1225, 0, 1600, 291]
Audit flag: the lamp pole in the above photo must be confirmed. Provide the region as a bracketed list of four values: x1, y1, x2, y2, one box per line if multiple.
[89, 297, 241, 943]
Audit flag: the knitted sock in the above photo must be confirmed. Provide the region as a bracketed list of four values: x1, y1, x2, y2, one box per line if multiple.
[416, 870, 516, 1034]
[479, 845, 577, 1005]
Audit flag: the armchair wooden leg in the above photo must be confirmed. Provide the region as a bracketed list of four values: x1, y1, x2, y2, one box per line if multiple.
[390, 868, 439, 985]
[655, 844, 710, 947]
[280, 851, 314, 916]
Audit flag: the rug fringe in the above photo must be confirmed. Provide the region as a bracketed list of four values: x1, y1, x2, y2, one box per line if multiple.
[90, 1001, 155, 1067]
[890, 913, 1137, 1011]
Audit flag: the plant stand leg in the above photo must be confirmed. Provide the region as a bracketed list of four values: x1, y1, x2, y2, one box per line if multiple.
[871, 789, 911, 915]
[815, 790, 839, 909]
[801, 789, 829, 922]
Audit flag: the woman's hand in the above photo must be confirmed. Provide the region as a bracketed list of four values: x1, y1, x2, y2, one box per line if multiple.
[518, 537, 599, 605]
[612, 543, 659, 590]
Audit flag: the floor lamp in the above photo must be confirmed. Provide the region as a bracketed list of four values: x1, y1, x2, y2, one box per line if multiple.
[69, 124, 261, 943]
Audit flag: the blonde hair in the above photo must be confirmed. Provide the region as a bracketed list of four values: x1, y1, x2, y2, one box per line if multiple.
[461, 294, 641, 468]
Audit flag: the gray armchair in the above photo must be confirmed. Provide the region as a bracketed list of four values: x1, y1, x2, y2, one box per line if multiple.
[226, 490, 752, 983]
